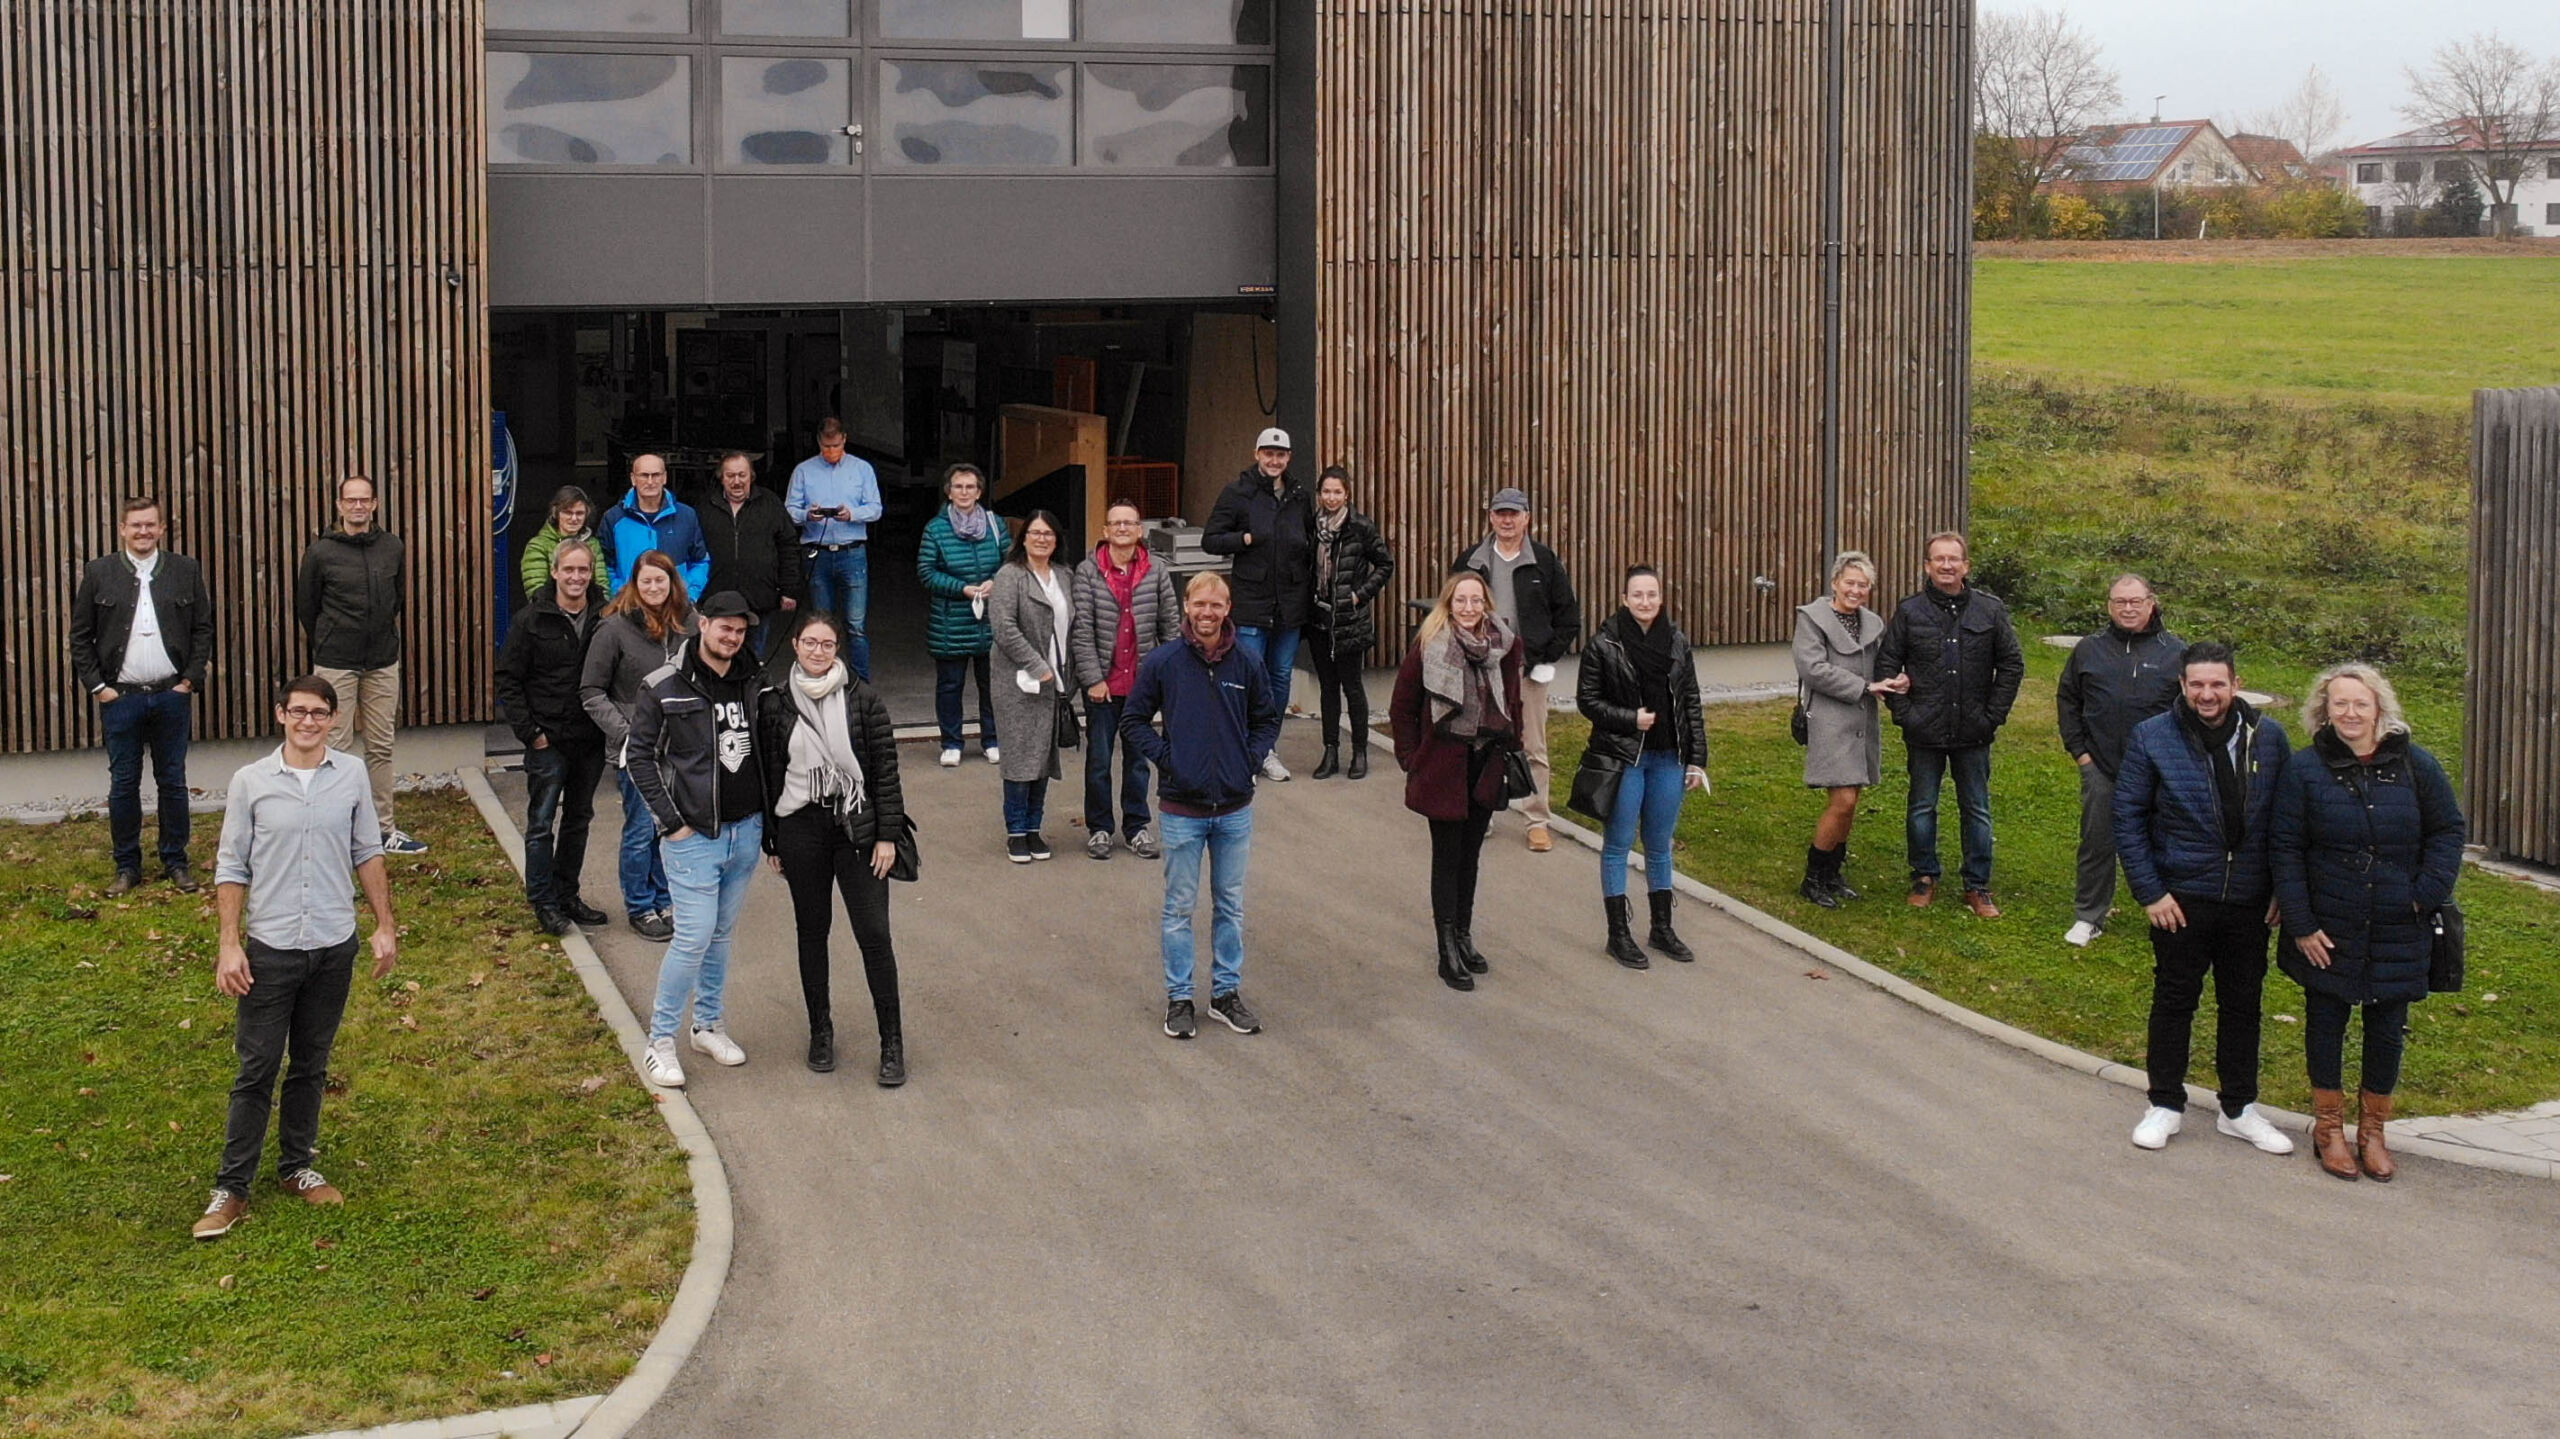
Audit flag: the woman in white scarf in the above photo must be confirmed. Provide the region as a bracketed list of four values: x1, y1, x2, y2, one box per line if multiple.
[758, 613, 910, 1086]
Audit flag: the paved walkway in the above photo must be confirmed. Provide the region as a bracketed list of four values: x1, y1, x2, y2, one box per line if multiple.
[531, 719, 2560, 1436]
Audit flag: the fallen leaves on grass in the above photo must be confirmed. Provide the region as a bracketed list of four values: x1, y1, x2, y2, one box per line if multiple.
[577, 1076, 610, 1094]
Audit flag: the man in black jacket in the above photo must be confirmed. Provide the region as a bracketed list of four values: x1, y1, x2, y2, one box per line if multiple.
[1452, 487, 1582, 852]
[2055, 574, 2186, 948]
[699, 452, 802, 660]
[496, 539, 610, 936]
[1875, 531, 2024, 915]
[1200, 426, 1314, 781]
[69, 496, 215, 893]
[295, 475, 421, 853]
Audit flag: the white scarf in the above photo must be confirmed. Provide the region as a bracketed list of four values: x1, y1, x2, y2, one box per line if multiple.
[782, 662, 866, 820]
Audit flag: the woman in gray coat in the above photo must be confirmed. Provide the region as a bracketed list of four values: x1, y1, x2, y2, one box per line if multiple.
[988, 511, 1077, 862]
[1792, 551, 1906, 907]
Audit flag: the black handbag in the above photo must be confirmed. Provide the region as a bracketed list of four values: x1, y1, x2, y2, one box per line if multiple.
[2427, 900, 2464, 993]
[1790, 687, 1810, 746]
[1500, 746, 1536, 804]
[1567, 754, 1625, 823]
[1054, 694, 1081, 752]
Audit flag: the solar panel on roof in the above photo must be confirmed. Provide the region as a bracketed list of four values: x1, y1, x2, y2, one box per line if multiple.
[2071, 124, 2190, 181]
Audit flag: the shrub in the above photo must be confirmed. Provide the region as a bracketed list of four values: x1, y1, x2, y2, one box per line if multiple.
[2045, 194, 2110, 240]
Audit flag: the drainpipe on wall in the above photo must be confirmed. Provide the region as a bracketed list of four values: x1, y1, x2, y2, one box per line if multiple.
[1819, 0, 1846, 571]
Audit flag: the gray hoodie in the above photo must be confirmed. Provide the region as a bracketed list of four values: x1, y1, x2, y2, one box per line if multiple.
[579, 610, 695, 762]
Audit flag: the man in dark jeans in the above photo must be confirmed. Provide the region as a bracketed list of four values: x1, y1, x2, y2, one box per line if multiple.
[2112, 642, 2294, 1157]
[68, 495, 215, 894]
[1072, 500, 1180, 860]
[193, 675, 400, 1239]
[1875, 531, 2024, 916]
[496, 539, 609, 935]
[699, 451, 802, 659]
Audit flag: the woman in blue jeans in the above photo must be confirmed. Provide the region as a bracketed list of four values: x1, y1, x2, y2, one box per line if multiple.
[578, 551, 696, 940]
[1575, 567, 1709, 969]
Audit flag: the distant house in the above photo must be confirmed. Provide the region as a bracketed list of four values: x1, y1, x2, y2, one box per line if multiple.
[2225, 133, 2315, 183]
[2337, 121, 2560, 235]
[2048, 120, 2258, 196]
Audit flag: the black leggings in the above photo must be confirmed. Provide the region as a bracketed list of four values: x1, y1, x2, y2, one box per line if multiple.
[2304, 992, 2410, 1095]
[1307, 629, 1369, 746]
[773, 806, 902, 1040]
[1428, 746, 1496, 928]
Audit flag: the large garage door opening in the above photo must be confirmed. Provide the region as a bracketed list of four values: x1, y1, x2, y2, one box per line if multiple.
[494, 302, 1278, 724]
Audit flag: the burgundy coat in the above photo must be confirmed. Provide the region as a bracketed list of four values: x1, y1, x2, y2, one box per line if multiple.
[1390, 633, 1525, 821]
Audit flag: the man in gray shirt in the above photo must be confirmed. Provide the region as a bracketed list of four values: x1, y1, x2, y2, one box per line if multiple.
[193, 675, 399, 1240]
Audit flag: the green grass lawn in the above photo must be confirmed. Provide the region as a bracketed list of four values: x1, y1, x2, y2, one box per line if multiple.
[0, 792, 691, 1437]
[1974, 256, 2560, 407]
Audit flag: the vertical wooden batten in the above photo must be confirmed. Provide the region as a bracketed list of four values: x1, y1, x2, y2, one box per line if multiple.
[1, 0, 491, 754]
[2467, 386, 2560, 866]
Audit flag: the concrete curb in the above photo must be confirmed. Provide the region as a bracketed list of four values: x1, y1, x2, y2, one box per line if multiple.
[1539, 811, 2559, 1183]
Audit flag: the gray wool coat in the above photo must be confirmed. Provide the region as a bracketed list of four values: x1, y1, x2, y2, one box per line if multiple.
[988, 561, 1076, 783]
[1793, 600, 1884, 788]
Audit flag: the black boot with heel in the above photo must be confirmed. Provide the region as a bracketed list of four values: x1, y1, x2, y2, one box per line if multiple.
[1647, 889, 1695, 962]
[1605, 896, 1649, 969]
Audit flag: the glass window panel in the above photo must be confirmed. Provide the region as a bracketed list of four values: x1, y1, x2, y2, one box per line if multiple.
[1084, 0, 1271, 46]
[490, 52, 692, 165]
[490, 0, 689, 32]
[1085, 64, 1269, 168]
[878, 0, 1067, 40]
[721, 0, 847, 36]
[880, 61, 1071, 166]
[723, 56, 849, 165]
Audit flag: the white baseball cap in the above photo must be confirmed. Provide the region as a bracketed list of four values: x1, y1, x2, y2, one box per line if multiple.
[1255, 427, 1292, 451]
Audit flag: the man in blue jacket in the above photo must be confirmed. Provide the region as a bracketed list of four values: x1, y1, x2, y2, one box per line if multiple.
[1120, 572, 1284, 1041]
[599, 453, 710, 600]
[2112, 641, 2294, 1156]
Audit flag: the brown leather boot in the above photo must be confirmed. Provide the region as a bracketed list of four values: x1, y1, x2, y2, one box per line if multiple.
[2311, 1089, 2358, 1181]
[2356, 1090, 2397, 1182]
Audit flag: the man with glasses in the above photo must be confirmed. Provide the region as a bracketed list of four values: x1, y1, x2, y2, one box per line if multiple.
[2056, 574, 2185, 948]
[785, 418, 882, 679]
[192, 676, 400, 1239]
[70, 495, 215, 894]
[1072, 499, 1181, 860]
[296, 474, 423, 853]
[598, 451, 711, 600]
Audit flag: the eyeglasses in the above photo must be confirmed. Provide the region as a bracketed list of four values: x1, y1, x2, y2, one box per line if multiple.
[2108, 597, 2152, 607]
[281, 707, 334, 722]
[796, 637, 839, 651]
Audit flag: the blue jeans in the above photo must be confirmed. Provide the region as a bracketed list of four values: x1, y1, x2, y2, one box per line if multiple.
[1602, 749, 1687, 898]
[805, 545, 870, 679]
[651, 815, 763, 1041]
[1233, 625, 1300, 713]
[1160, 808, 1253, 1001]
[1906, 743, 1994, 892]
[616, 767, 672, 919]
[102, 687, 191, 874]
[1004, 777, 1050, 835]
[934, 653, 996, 750]
[523, 737, 606, 909]
[1083, 695, 1152, 836]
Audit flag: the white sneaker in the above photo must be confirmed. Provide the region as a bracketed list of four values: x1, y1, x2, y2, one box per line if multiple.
[2063, 921, 2100, 948]
[2131, 1106, 2183, 1150]
[2216, 1104, 2296, 1155]
[1260, 752, 1291, 782]
[939, 747, 961, 768]
[690, 1025, 747, 1066]
[643, 1037, 686, 1088]
[984, 745, 1001, 765]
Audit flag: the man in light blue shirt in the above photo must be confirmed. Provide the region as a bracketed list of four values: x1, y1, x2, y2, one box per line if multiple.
[784, 417, 883, 679]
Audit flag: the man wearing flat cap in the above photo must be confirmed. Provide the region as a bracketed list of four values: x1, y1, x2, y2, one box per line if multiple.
[1454, 488, 1582, 851]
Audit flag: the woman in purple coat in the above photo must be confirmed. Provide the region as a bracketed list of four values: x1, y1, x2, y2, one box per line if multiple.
[1391, 571, 1524, 993]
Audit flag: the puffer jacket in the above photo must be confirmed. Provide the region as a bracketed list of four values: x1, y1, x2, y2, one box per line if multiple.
[1876, 584, 2024, 750]
[2111, 699, 2290, 908]
[1201, 468, 1316, 630]
[916, 508, 1012, 657]
[754, 673, 905, 853]
[1310, 508, 1396, 657]
[519, 522, 596, 599]
[1070, 545, 1180, 693]
[1576, 615, 1708, 771]
[2057, 617, 2186, 776]
[579, 610, 696, 761]
[495, 588, 605, 749]
[295, 527, 405, 670]
[2271, 728, 2466, 1004]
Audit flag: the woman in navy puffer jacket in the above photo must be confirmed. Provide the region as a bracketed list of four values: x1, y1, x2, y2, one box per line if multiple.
[2270, 663, 2465, 1183]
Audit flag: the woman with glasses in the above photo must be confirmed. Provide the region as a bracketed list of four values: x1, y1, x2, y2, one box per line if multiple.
[916, 463, 1011, 767]
[987, 511, 1078, 862]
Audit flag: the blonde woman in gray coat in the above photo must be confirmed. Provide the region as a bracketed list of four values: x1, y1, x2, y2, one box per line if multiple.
[988, 511, 1077, 862]
[1793, 551, 1906, 907]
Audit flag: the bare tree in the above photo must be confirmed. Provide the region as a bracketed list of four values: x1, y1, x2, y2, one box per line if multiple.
[2400, 33, 2560, 237]
[2245, 66, 2349, 164]
[1973, 6, 2124, 184]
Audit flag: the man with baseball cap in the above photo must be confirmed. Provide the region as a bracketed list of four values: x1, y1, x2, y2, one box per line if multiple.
[1453, 487, 1582, 851]
[1202, 426, 1316, 781]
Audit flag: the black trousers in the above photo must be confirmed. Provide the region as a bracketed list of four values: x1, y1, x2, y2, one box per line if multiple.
[1427, 746, 1496, 929]
[523, 733, 607, 909]
[218, 934, 358, 1195]
[773, 806, 902, 1040]
[1306, 628, 1369, 747]
[2145, 897, 2269, 1116]
[2304, 992, 2411, 1095]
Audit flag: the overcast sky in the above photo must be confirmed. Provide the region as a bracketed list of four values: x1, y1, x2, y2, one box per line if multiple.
[2043, 1, 2560, 147]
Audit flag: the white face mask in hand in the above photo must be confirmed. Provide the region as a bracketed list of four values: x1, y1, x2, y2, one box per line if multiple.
[1016, 667, 1043, 694]
[1528, 662, 1557, 685]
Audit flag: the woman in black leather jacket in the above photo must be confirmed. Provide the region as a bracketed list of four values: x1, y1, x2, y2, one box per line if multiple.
[1574, 567, 1709, 968]
[1307, 465, 1396, 779]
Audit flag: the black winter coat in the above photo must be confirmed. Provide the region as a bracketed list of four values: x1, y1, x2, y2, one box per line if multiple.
[1876, 585, 2024, 750]
[1201, 469, 1316, 630]
[2271, 729, 2466, 1004]
[69, 550, 215, 694]
[2057, 618, 2186, 776]
[1310, 508, 1396, 656]
[296, 528, 405, 670]
[1451, 536, 1583, 667]
[699, 489, 805, 614]
[495, 589, 606, 750]
[754, 675, 905, 853]
[1576, 618, 1708, 771]
[2111, 701, 2290, 907]
[625, 650, 764, 838]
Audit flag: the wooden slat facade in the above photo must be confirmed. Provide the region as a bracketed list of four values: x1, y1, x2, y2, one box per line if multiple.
[2465, 385, 2560, 864]
[0, 0, 490, 754]
[1314, 0, 1971, 652]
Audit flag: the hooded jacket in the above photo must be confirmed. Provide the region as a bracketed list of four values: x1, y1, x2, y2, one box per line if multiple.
[2056, 615, 2186, 776]
[495, 586, 606, 749]
[295, 527, 405, 671]
[1119, 624, 1283, 815]
[1875, 583, 2024, 750]
[625, 644, 763, 838]
[2112, 698, 2291, 908]
[598, 489, 710, 600]
[1201, 467, 1316, 630]
[2271, 729, 2466, 1004]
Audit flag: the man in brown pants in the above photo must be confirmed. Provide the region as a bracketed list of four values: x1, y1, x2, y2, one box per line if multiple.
[296, 474, 424, 854]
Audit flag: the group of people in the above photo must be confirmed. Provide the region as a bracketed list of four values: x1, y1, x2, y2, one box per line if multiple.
[1789, 536, 2468, 1179]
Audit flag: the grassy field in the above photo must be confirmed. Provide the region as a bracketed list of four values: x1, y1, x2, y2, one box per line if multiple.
[0, 792, 691, 1438]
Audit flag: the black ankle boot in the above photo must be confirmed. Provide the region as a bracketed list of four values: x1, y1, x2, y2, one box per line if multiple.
[1311, 744, 1341, 779]
[877, 1034, 906, 1087]
[1453, 924, 1489, 974]
[1825, 846, 1861, 901]
[1605, 895, 1648, 969]
[1647, 889, 1696, 961]
[1435, 922, 1475, 991]
[1800, 846, 1842, 908]
[1346, 743, 1370, 779]
[807, 1021, 836, 1073]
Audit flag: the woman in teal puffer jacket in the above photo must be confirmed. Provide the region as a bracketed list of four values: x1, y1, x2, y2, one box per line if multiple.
[916, 463, 1012, 766]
